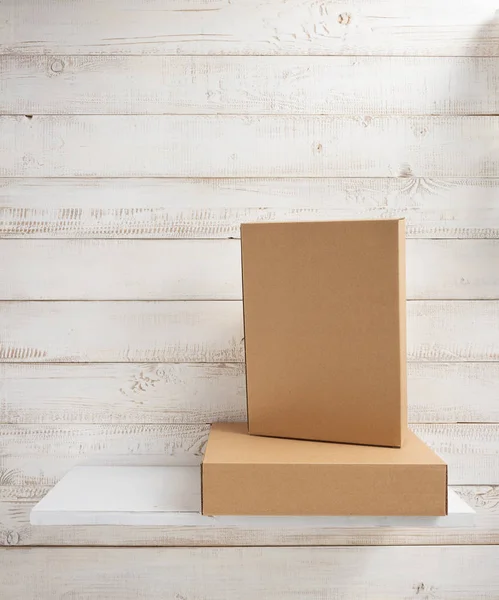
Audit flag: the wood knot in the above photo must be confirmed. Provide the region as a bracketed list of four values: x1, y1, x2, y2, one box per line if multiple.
[399, 163, 414, 178]
[338, 12, 351, 25]
[5, 531, 20, 546]
[50, 59, 65, 74]
[312, 142, 323, 156]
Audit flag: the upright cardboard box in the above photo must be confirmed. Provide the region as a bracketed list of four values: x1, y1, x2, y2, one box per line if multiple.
[202, 423, 447, 516]
[241, 219, 407, 447]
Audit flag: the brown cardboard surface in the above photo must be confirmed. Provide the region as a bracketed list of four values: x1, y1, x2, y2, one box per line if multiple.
[241, 219, 407, 447]
[202, 423, 447, 516]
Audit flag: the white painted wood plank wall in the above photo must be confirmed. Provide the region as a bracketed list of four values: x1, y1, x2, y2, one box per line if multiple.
[2, 547, 499, 600]
[2, 0, 499, 597]
[3, 0, 499, 56]
[2, 116, 499, 177]
[3, 56, 499, 116]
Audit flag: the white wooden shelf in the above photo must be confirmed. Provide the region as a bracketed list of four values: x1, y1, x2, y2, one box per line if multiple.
[30, 466, 475, 528]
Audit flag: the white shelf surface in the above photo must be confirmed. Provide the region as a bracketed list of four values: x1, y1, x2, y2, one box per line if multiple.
[30, 466, 475, 527]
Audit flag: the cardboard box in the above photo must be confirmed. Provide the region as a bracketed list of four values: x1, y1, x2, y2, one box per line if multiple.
[202, 423, 447, 516]
[241, 219, 407, 447]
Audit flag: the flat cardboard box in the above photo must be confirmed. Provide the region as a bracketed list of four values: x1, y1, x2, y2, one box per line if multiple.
[241, 219, 407, 447]
[202, 423, 447, 516]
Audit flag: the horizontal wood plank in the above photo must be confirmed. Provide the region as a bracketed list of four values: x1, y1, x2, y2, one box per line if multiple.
[2, 178, 499, 240]
[407, 301, 499, 362]
[0, 240, 243, 301]
[3, 56, 499, 116]
[0, 363, 247, 424]
[0, 301, 244, 363]
[0, 424, 496, 488]
[2, 0, 499, 56]
[2, 486, 499, 546]
[1, 116, 498, 177]
[408, 363, 499, 423]
[1, 239, 498, 300]
[410, 424, 499, 485]
[406, 240, 499, 300]
[1, 300, 499, 363]
[0, 363, 248, 424]
[0, 424, 209, 488]
[1, 362, 498, 425]
[2, 546, 499, 600]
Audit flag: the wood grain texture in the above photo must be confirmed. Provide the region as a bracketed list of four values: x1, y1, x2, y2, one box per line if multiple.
[2, 116, 498, 177]
[2, 0, 499, 56]
[0, 363, 247, 425]
[2, 546, 499, 600]
[0, 240, 242, 301]
[410, 424, 499, 485]
[0, 424, 209, 489]
[1, 362, 498, 425]
[3, 177, 498, 240]
[407, 301, 499, 362]
[2, 486, 499, 547]
[406, 240, 499, 300]
[408, 363, 499, 423]
[0, 301, 244, 363]
[1, 239, 498, 300]
[0, 424, 496, 489]
[4, 56, 499, 116]
[1, 300, 499, 363]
